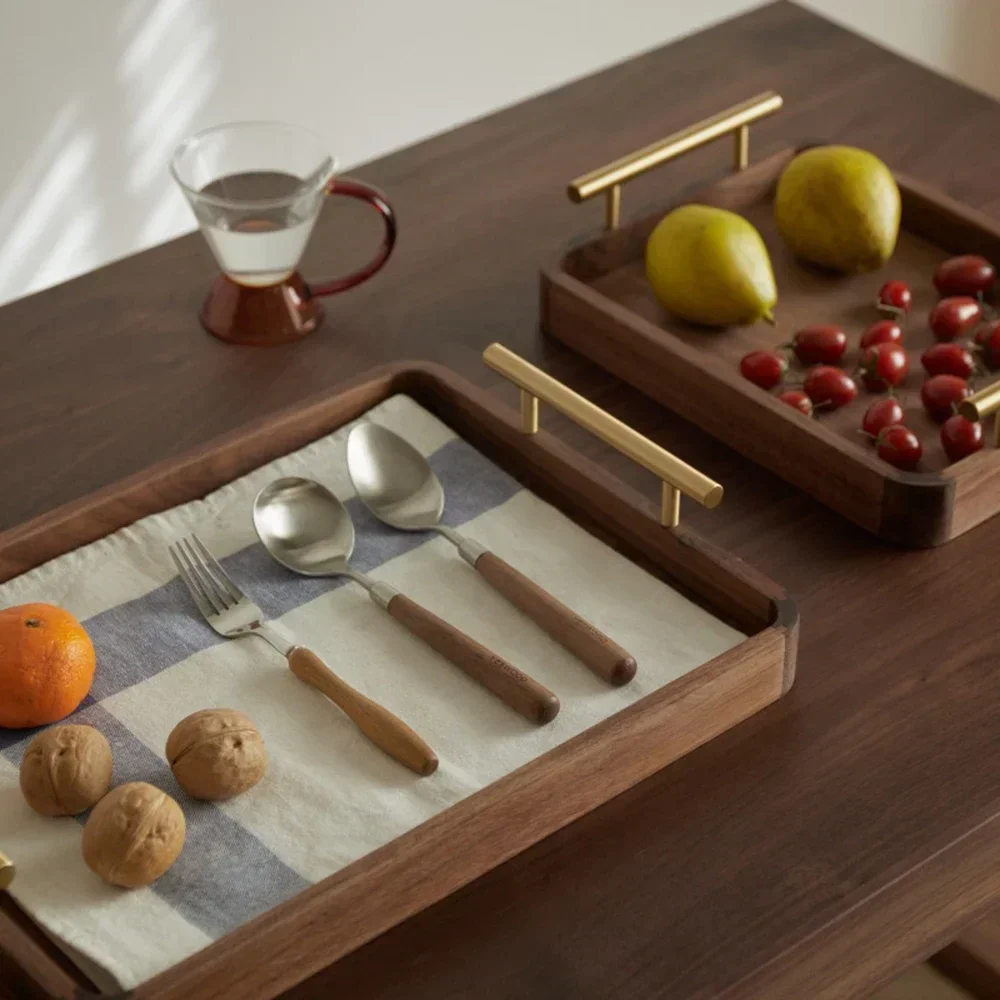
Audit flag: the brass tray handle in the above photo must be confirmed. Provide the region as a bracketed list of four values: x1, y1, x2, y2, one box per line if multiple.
[483, 344, 722, 528]
[960, 383, 1000, 445]
[567, 90, 783, 230]
[0, 850, 14, 891]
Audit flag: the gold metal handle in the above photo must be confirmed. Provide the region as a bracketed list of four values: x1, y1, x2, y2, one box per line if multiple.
[0, 850, 14, 891]
[483, 343, 722, 528]
[959, 382, 1000, 446]
[568, 90, 783, 230]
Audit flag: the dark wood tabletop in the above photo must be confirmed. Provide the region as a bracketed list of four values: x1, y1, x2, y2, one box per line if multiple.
[3, 3, 1000, 997]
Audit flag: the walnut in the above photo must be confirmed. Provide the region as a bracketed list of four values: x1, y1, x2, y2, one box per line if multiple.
[166, 709, 266, 801]
[20, 725, 113, 817]
[82, 782, 185, 888]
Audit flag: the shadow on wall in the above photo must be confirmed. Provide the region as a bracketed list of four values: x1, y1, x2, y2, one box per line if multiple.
[0, 0, 217, 306]
[946, 0, 1000, 100]
[0, 0, 781, 306]
[6, 0, 1000, 309]
[802, 0, 1000, 103]
[0, 102, 99, 301]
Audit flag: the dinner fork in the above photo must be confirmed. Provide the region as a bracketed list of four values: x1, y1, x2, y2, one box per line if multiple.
[168, 535, 438, 776]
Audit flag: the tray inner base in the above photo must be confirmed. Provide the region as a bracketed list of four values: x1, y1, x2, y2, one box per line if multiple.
[566, 156, 1000, 475]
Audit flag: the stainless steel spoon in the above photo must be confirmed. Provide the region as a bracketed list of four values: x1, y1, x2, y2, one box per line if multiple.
[253, 477, 559, 724]
[346, 423, 637, 686]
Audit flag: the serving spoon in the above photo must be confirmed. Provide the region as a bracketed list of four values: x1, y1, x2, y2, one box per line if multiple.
[346, 423, 637, 685]
[253, 477, 560, 724]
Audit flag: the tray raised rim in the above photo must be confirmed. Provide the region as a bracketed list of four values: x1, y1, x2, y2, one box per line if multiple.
[0, 361, 797, 1000]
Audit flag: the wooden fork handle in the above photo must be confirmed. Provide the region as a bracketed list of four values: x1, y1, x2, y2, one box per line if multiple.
[386, 594, 560, 725]
[287, 647, 438, 776]
[473, 552, 637, 686]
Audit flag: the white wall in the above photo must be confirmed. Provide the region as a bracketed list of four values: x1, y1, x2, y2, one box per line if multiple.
[0, 0, 763, 306]
[2, 0, 999, 307]
[801, 0, 1000, 103]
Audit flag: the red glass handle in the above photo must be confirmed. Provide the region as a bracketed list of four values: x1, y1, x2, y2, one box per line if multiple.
[305, 178, 397, 297]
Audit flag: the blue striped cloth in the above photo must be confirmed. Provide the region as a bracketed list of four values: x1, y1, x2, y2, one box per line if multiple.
[0, 394, 743, 989]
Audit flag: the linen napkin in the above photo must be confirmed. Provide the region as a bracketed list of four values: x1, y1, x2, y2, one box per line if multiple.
[0, 393, 743, 990]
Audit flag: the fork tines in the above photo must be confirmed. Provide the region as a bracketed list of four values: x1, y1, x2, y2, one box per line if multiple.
[168, 535, 244, 619]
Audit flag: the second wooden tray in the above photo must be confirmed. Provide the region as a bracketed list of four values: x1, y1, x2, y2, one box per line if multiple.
[542, 94, 1000, 547]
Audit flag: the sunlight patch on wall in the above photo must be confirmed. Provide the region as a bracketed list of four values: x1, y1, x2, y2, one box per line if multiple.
[0, 0, 220, 305]
[24, 207, 100, 293]
[119, 0, 219, 250]
[0, 108, 99, 303]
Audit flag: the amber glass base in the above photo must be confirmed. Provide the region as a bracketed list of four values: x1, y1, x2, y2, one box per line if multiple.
[200, 273, 324, 345]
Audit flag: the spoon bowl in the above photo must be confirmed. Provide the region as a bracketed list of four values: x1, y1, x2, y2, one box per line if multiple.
[346, 423, 444, 531]
[253, 477, 356, 577]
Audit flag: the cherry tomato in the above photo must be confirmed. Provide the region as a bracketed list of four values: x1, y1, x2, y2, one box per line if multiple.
[876, 425, 922, 470]
[860, 320, 903, 348]
[803, 365, 858, 410]
[787, 325, 848, 365]
[933, 255, 995, 298]
[974, 320, 1000, 370]
[921, 342, 976, 379]
[740, 350, 786, 389]
[858, 342, 909, 391]
[777, 389, 813, 416]
[929, 296, 983, 342]
[877, 280, 912, 315]
[862, 397, 904, 437]
[921, 374, 971, 422]
[940, 414, 985, 462]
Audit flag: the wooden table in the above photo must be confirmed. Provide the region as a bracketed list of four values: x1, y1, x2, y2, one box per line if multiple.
[2, 4, 1000, 997]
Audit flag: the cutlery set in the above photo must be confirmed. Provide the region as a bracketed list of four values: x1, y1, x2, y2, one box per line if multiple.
[169, 425, 637, 774]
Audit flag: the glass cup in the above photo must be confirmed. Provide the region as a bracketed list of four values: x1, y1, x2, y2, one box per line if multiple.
[171, 121, 397, 345]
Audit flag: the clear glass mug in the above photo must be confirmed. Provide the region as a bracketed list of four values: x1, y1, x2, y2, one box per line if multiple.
[171, 121, 397, 345]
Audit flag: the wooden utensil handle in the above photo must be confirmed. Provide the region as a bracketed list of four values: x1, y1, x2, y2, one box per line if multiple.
[473, 552, 637, 686]
[0, 849, 14, 891]
[287, 647, 438, 776]
[386, 594, 560, 725]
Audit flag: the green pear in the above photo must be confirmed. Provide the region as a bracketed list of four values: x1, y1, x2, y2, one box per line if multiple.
[645, 204, 777, 327]
[775, 145, 900, 273]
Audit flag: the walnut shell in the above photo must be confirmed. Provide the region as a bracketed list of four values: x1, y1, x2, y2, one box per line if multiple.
[166, 709, 266, 801]
[82, 782, 185, 888]
[20, 725, 113, 817]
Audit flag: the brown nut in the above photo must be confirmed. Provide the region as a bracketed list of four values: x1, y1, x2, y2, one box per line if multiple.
[166, 709, 266, 801]
[20, 725, 113, 817]
[82, 782, 185, 888]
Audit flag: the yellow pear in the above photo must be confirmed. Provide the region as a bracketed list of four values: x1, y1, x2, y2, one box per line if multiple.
[775, 145, 900, 273]
[645, 205, 777, 327]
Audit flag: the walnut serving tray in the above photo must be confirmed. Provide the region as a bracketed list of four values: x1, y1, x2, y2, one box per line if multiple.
[0, 353, 796, 1000]
[542, 92, 1000, 546]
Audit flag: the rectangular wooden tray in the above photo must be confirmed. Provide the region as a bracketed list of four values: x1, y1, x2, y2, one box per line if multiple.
[542, 145, 1000, 547]
[0, 359, 796, 1000]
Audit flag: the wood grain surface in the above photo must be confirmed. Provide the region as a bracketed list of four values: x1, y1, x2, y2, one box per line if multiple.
[286, 645, 440, 776]
[385, 591, 562, 724]
[473, 550, 638, 685]
[1, 2, 999, 997]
